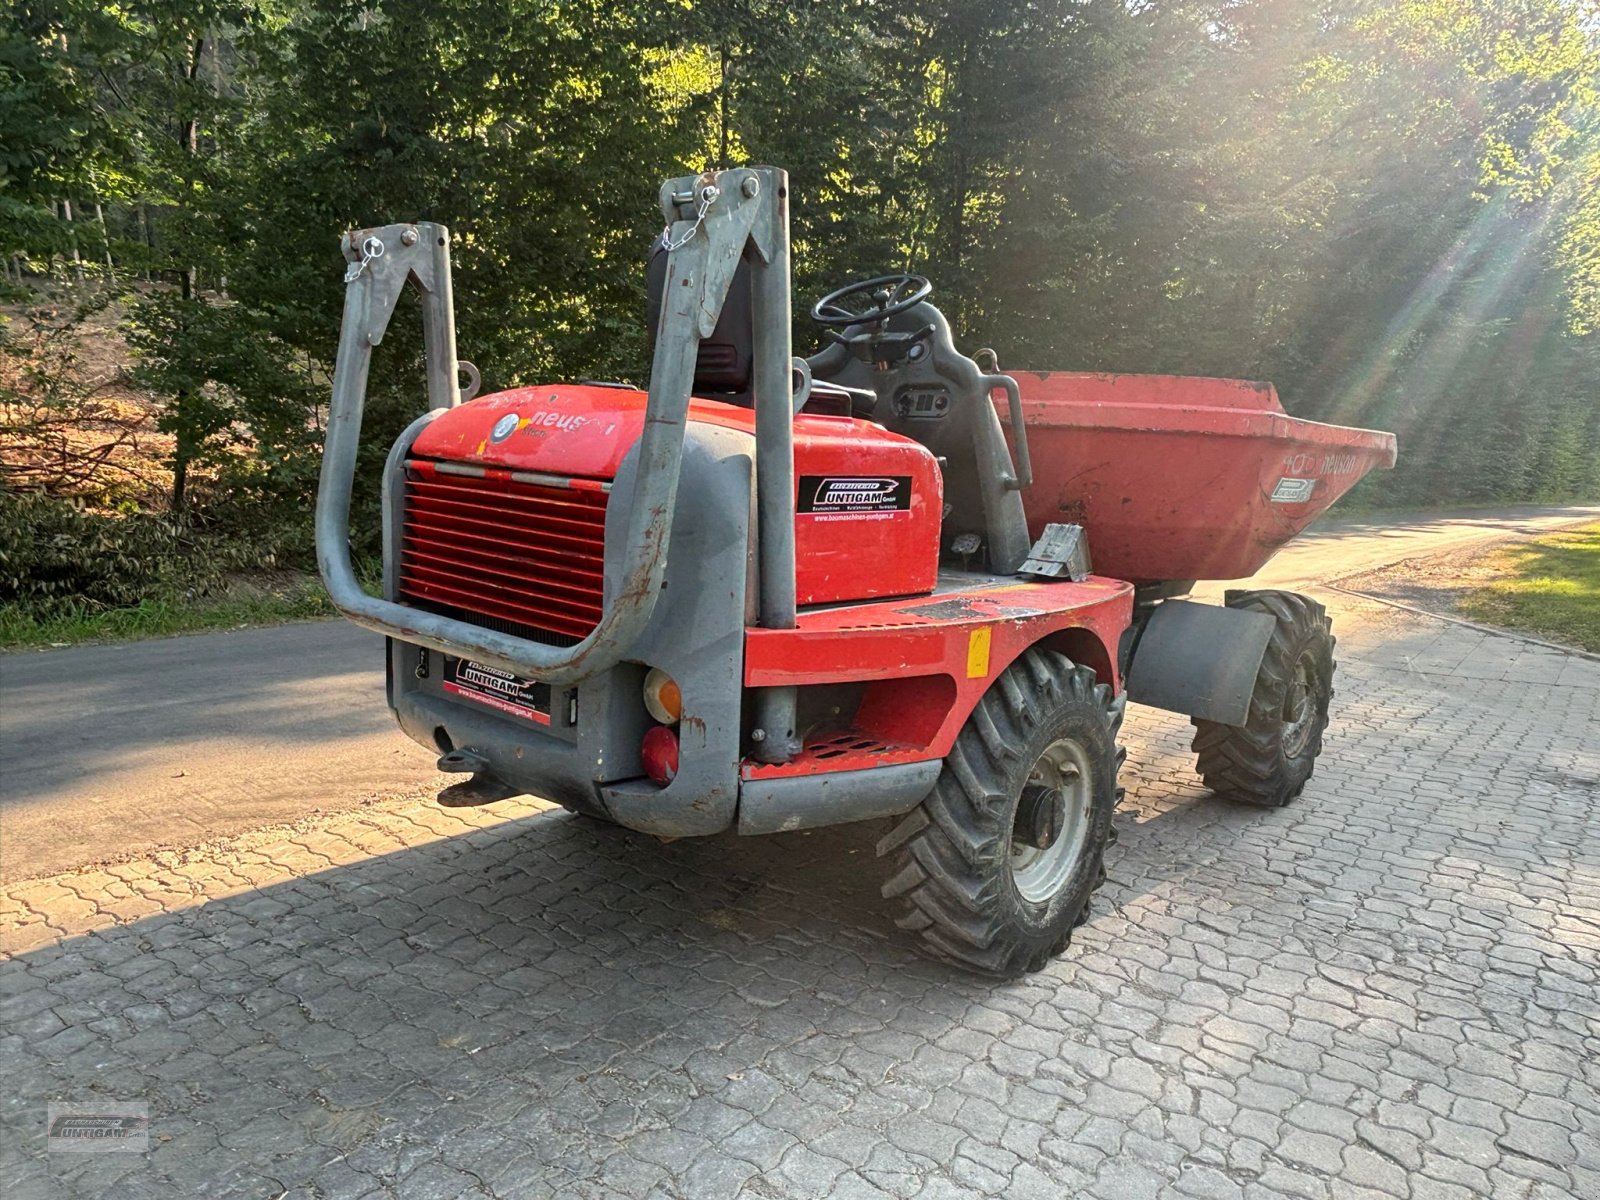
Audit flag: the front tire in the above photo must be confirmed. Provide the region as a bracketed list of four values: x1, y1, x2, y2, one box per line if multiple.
[877, 649, 1124, 977]
[1190, 589, 1335, 807]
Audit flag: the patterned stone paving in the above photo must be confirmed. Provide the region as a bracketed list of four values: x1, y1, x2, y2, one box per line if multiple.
[2, 593, 1597, 1199]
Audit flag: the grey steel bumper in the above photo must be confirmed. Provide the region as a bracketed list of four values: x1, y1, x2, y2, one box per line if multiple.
[396, 685, 940, 837]
[736, 761, 942, 835]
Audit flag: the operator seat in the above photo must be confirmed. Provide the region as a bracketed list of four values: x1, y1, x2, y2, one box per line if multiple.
[645, 233, 755, 400]
[645, 236, 874, 418]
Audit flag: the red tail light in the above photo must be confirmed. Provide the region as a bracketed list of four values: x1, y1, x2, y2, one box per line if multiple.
[641, 726, 679, 787]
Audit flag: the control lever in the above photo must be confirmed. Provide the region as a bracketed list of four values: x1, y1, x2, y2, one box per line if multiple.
[984, 371, 1032, 490]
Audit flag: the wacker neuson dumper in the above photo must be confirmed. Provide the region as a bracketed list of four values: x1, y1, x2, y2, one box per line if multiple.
[317, 167, 1395, 976]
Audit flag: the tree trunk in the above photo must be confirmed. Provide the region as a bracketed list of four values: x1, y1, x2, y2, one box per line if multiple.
[61, 199, 85, 290]
[138, 204, 153, 281]
[170, 34, 207, 515]
[179, 33, 204, 301]
[172, 447, 189, 514]
[718, 43, 731, 169]
[94, 200, 116, 283]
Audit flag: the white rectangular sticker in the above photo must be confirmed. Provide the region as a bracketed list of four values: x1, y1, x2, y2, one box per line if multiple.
[443, 658, 552, 725]
[1270, 477, 1316, 504]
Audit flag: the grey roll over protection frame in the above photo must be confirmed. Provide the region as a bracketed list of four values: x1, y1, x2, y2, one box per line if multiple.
[315, 168, 800, 698]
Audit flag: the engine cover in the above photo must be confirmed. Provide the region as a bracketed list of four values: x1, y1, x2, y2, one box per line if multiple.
[410, 384, 943, 607]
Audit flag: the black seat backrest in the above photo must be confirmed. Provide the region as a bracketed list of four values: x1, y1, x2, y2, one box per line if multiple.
[645, 233, 754, 399]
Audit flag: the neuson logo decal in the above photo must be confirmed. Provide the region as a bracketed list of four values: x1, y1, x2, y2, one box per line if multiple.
[488, 409, 591, 444]
[524, 410, 589, 432]
[798, 475, 913, 516]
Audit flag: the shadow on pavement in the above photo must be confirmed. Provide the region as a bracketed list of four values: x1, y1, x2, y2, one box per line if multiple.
[7, 599, 1597, 1199]
[1, 802, 1015, 1198]
[2, 706, 1282, 1199]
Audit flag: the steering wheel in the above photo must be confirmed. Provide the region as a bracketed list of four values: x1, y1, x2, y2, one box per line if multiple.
[810, 273, 933, 327]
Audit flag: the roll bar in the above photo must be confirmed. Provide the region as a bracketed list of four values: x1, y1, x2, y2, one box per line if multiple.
[315, 167, 796, 689]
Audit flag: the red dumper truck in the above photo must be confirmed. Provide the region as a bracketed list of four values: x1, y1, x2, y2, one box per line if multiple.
[317, 167, 1395, 976]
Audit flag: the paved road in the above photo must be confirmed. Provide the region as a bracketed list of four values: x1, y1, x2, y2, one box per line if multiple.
[1197, 502, 1600, 594]
[0, 624, 440, 882]
[1, 504, 1595, 883]
[3, 589, 1596, 1199]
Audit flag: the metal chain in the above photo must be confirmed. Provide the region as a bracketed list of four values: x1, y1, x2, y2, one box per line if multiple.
[343, 235, 386, 284]
[660, 184, 720, 252]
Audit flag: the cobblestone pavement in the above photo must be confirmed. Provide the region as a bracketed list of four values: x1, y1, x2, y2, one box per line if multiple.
[2, 594, 1597, 1200]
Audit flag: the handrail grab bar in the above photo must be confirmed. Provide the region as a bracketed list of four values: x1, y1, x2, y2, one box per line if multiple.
[315, 169, 773, 687]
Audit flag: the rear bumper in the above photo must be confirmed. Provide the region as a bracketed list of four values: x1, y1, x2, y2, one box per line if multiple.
[395, 690, 600, 814]
[394, 687, 940, 835]
[387, 418, 760, 838]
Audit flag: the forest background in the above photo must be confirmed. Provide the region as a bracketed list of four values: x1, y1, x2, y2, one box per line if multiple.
[2, 0, 1597, 629]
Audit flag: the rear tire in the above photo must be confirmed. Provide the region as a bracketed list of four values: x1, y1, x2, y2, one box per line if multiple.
[1190, 589, 1335, 807]
[877, 649, 1124, 977]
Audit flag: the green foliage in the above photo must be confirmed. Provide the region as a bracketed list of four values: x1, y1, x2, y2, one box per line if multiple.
[0, 489, 194, 607]
[0, 486, 309, 608]
[124, 292, 322, 502]
[3, 0, 1597, 619]
[1459, 522, 1600, 651]
[0, 583, 336, 648]
[0, 8, 113, 259]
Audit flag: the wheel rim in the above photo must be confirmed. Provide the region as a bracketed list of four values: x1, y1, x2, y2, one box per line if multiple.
[1010, 737, 1093, 904]
[1281, 652, 1318, 758]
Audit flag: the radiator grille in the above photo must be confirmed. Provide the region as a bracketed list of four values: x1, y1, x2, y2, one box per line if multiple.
[399, 461, 607, 642]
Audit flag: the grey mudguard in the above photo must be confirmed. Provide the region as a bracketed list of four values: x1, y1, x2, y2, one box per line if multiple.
[1124, 599, 1277, 726]
[390, 420, 756, 836]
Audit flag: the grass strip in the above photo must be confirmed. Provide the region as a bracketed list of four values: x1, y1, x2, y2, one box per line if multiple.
[1, 583, 338, 650]
[1457, 522, 1600, 652]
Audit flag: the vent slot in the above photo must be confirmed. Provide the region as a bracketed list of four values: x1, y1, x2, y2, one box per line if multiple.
[400, 462, 608, 643]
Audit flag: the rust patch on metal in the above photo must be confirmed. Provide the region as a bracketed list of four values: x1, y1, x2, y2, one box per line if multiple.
[893, 597, 1043, 621]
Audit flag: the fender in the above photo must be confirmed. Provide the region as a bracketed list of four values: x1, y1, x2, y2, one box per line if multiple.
[1124, 600, 1276, 726]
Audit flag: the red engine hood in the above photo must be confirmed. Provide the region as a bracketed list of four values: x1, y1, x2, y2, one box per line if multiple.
[406, 383, 945, 608]
[411, 383, 914, 479]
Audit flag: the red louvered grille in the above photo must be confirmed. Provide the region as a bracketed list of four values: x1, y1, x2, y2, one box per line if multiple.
[399, 461, 608, 642]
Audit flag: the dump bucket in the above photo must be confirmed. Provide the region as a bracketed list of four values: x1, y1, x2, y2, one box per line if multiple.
[1000, 372, 1397, 583]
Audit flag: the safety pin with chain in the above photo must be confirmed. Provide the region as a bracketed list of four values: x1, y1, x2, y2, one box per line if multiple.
[344, 236, 386, 284]
[660, 184, 720, 252]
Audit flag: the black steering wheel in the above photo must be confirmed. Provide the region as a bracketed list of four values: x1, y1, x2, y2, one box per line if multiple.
[810, 273, 933, 327]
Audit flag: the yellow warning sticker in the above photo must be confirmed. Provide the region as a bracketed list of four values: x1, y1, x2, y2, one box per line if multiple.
[966, 626, 992, 679]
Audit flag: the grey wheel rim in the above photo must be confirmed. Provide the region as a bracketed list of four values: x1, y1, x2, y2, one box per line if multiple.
[1282, 653, 1317, 758]
[1010, 737, 1093, 903]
